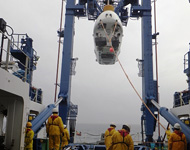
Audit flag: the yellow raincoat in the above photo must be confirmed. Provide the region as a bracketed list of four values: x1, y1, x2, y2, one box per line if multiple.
[61, 127, 70, 148]
[109, 129, 134, 150]
[24, 128, 34, 150]
[104, 127, 116, 150]
[46, 114, 64, 150]
[165, 129, 171, 141]
[168, 131, 187, 150]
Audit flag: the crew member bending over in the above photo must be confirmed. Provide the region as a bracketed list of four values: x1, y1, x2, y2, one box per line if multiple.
[61, 124, 70, 149]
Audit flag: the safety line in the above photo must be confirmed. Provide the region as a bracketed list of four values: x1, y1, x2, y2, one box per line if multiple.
[115, 51, 166, 131]
[100, 19, 166, 131]
[110, 20, 118, 42]
[100, 20, 111, 43]
[54, 0, 65, 103]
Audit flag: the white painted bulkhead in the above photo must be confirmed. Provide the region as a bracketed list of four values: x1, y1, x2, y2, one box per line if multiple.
[0, 67, 45, 149]
[170, 104, 190, 119]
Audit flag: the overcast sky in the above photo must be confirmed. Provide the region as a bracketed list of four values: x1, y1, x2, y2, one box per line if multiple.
[1, 0, 190, 126]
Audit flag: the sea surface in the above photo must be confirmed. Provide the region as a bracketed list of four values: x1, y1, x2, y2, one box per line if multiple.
[74, 123, 166, 145]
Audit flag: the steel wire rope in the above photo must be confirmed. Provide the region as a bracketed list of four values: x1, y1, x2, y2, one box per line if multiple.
[54, 0, 65, 102]
[100, 19, 167, 131]
[153, 0, 161, 138]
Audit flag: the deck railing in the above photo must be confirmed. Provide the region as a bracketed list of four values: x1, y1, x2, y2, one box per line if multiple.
[0, 30, 30, 82]
[173, 91, 190, 107]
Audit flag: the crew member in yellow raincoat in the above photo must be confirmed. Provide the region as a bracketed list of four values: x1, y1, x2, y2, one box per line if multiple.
[24, 122, 34, 150]
[46, 108, 64, 150]
[104, 122, 116, 150]
[165, 126, 171, 141]
[109, 124, 134, 150]
[168, 123, 187, 150]
[61, 125, 70, 149]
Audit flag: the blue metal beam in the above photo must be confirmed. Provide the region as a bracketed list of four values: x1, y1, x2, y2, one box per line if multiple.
[115, 0, 125, 15]
[141, 0, 157, 142]
[58, 0, 76, 125]
[31, 104, 55, 134]
[31, 98, 63, 135]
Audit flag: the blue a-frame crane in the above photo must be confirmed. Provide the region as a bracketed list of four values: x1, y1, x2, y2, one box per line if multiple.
[58, 0, 158, 143]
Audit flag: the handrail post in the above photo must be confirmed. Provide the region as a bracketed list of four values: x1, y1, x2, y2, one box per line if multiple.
[0, 33, 5, 67]
[5, 39, 11, 71]
[24, 57, 29, 82]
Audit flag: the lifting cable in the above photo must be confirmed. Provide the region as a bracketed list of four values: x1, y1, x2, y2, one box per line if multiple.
[153, 0, 161, 137]
[54, 0, 65, 103]
[100, 20, 166, 131]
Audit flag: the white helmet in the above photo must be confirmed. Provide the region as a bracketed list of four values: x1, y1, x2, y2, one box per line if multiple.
[64, 125, 67, 128]
[123, 124, 131, 132]
[110, 122, 116, 127]
[174, 123, 181, 130]
[52, 108, 58, 113]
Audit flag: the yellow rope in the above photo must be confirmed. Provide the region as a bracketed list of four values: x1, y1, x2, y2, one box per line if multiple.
[54, 0, 65, 102]
[100, 20, 118, 46]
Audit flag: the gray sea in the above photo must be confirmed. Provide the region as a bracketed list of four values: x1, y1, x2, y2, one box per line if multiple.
[74, 123, 166, 145]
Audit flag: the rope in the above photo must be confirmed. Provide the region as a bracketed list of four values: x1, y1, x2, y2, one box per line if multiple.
[116, 52, 166, 131]
[100, 20, 118, 49]
[99, 19, 166, 131]
[54, 0, 65, 102]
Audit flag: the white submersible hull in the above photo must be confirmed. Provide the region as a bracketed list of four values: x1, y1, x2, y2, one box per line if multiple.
[93, 6, 123, 65]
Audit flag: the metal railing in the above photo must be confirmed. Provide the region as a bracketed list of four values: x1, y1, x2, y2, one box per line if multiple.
[0, 30, 30, 82]
[173, 91, 190, 107]
[184, 51, 189, 71]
